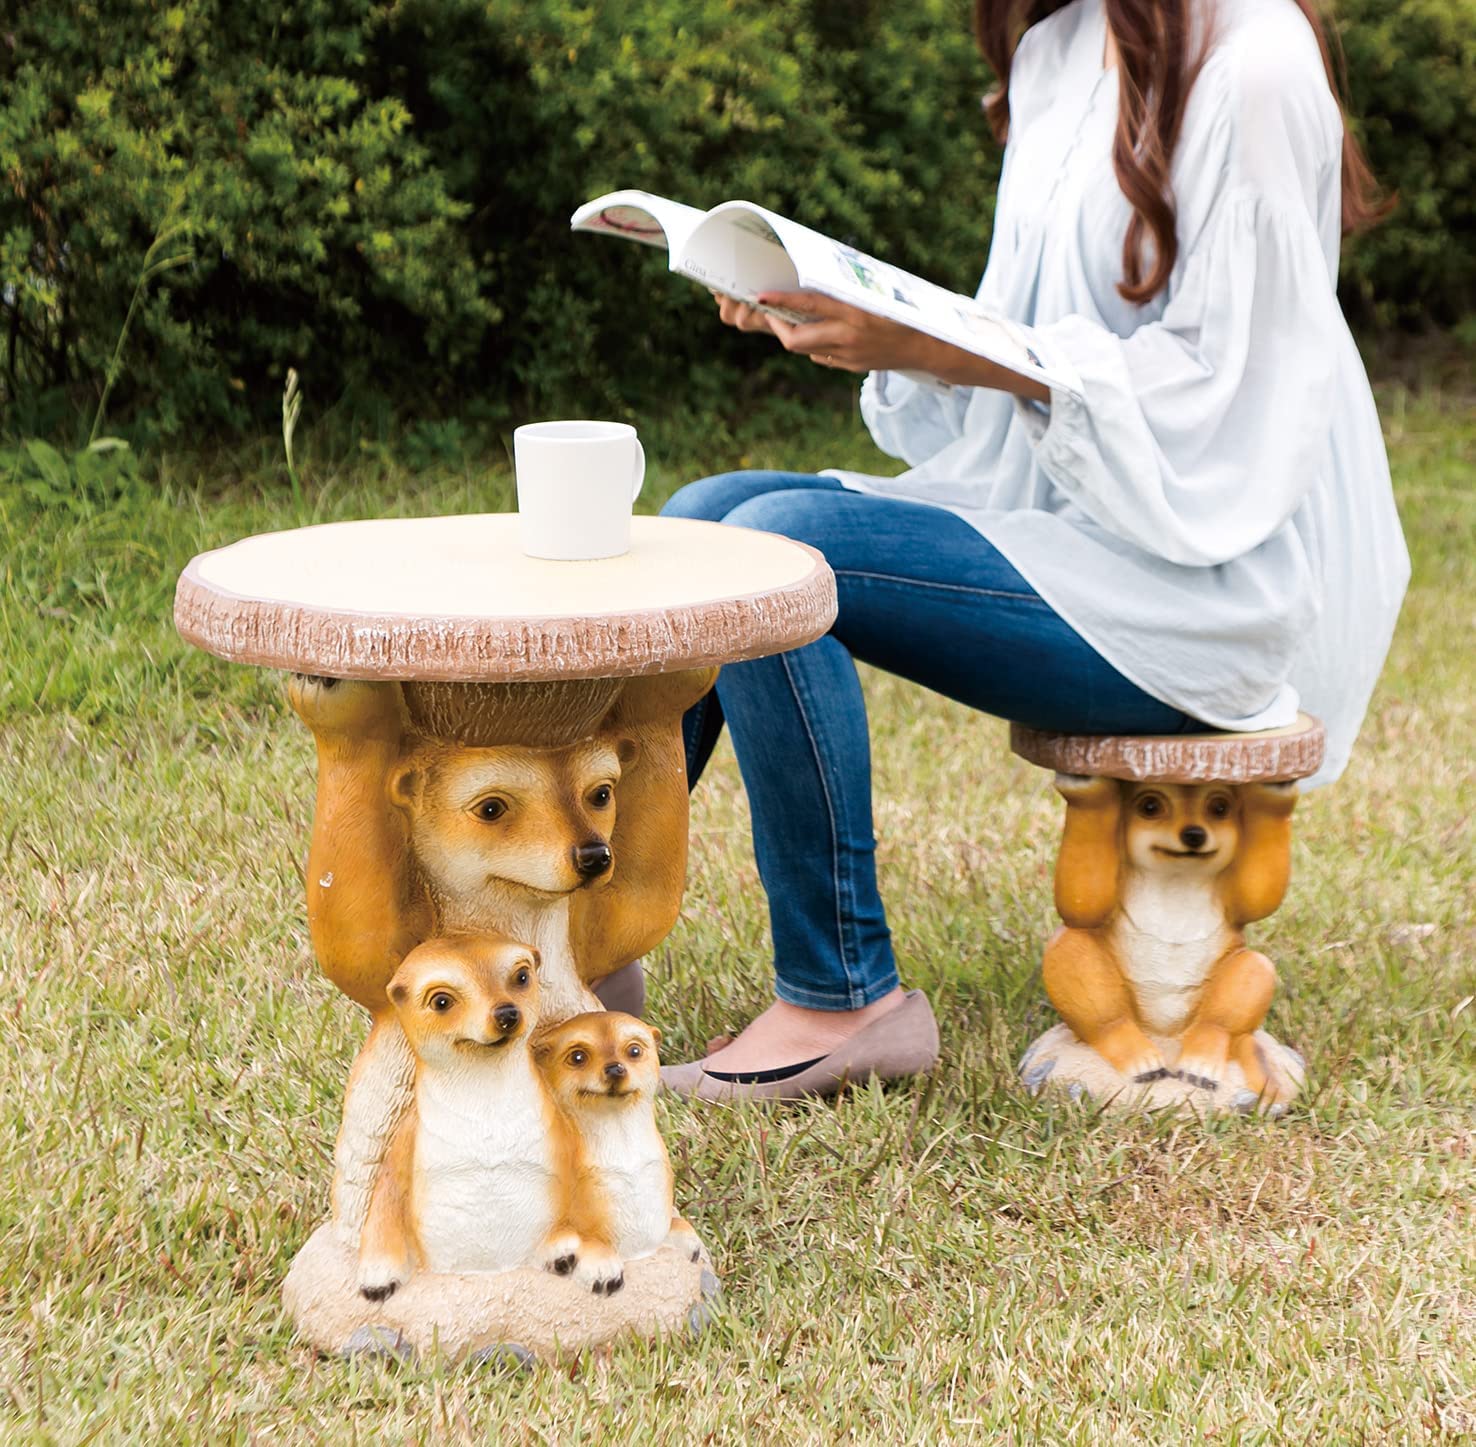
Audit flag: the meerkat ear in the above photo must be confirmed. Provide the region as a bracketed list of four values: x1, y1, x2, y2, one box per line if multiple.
[615, 735, 640, 767]
[387, 980, 410, 1005]
[530, 1035, 553, 1063]
[526, 948, 542, 972]
[388, 762, 423, 812]
[648, 1025, 663, 1046]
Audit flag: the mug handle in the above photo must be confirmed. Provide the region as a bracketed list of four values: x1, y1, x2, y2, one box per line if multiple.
[630, 438, 646, 502]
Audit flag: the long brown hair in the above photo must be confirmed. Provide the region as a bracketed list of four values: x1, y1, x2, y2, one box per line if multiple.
[975, 0, 1388, 304]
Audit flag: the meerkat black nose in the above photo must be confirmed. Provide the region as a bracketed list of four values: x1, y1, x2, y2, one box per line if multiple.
[493, 1004, 521, 1032]
[573, 841, 613, 877]
[1180, 825, 1208, 850]
[604, 1061, 627, 1079]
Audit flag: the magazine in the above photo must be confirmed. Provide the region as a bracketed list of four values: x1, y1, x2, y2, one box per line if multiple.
[571, 189, 1079, 397]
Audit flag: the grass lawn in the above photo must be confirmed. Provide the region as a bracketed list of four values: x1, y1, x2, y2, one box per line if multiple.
[2, 386, 1474, 1441]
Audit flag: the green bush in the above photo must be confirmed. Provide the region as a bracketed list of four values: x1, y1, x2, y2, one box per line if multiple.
[1338, 0, 1476, 327]
[0, 0, 1469, 440]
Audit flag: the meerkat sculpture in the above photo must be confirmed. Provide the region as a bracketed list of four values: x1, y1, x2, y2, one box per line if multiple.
[1040, 773, 1300, 1105]
[284, 670, 712, 1247]
[356, 934, 584, 1300]
[535, 1012, 701, 1295]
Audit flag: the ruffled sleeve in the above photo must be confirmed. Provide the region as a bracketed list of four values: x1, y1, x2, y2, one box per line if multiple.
[1014, 39, 1347, 568]
[860, 369, 971, 466]
[1015, 189, 1341, 567]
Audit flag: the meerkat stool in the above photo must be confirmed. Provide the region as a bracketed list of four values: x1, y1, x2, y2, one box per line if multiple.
[1010, 715, 1326, 1116]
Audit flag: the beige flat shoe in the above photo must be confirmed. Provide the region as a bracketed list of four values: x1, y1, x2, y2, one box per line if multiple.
[659, 990, 939, 1102]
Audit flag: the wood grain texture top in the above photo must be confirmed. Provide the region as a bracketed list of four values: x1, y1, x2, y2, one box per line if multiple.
[175, 514, 837, 681]
[1010, 714, 1326, 784]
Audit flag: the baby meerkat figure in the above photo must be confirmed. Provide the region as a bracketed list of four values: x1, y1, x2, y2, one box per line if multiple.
[535, 1012, 701, 1295]
[357, 934, 579, 1302]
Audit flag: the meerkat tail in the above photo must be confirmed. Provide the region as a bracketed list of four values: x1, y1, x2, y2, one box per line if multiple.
[331, 1015, 416, 1247]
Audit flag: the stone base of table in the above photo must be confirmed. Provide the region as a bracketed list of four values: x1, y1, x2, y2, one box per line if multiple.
[1019, 1023, 1305, 1117]
[283, 1223, 720, 1365]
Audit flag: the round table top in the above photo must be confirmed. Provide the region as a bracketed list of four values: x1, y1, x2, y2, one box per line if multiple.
[1010, 713, 1326, 784]
[175, 513, 837, 681]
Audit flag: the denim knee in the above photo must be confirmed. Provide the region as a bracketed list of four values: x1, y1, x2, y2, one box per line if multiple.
[720, 489, 834, 543]
[661, 471, 774, 522]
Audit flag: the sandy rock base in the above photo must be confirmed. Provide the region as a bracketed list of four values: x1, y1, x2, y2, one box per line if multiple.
[1019, 1023, 1306, 1116]
[283, 1223, 720, 1365]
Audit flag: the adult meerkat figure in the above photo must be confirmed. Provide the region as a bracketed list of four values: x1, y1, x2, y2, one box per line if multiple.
[1044, 773, 1299, 1101]
[357, 934, 588, 1300]
[535, 1012, 701, 1294]
[285, 669, 715, 1244]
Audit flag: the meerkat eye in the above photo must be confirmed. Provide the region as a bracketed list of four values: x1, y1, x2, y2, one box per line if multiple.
[1207, 794, 1232, 819]
[569, 1049, 587, 1067]
[430, 992, 454, 1012]
[473, 797, 508, 823]
[627, 1043, 642, 1059]
[588, 783, 613, 809]
[514, 968, 530, 987]
[1135, 793, 1166, 819]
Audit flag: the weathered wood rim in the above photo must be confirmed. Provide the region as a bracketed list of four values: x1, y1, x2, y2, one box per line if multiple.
[174, 531, 837, 683]
[1010, 714, 1327, 784]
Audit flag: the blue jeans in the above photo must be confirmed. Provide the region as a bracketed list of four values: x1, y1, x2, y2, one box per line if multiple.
[662, 471, 1198, 1011]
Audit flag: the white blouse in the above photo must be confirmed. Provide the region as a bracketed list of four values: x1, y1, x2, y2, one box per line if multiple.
[827, 0, 1409, 785]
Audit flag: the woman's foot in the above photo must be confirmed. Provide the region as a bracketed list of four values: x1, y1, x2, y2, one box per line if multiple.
[700, 988, 908, 1077]
[660, 989, 939, 1101]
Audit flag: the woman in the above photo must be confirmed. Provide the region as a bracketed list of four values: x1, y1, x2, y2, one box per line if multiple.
[656, 0, 1409, 1099]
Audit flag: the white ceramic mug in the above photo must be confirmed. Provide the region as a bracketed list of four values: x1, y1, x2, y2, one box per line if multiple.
[513, 420, 646, 560]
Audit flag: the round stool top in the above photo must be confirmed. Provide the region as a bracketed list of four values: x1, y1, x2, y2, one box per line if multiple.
[1010, 714, 1326, 785]
[175, 514, 836, 682]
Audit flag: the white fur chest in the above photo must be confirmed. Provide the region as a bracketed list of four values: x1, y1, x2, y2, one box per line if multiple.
[442, 888, 597, 1024]
[580, 1108, 672, 1259]
[411, 1058, 557, 1273]
[1112, 871, 1235, 1036]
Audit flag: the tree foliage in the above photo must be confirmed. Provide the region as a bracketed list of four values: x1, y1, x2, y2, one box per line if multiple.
[0, 0, 1468, 438]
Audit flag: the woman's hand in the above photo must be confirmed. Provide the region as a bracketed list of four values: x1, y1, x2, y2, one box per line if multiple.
[710, 287, 922, 369]
[711, 288, 1048, 401]
[710, 291, 777, 335]
[755, 291, 933, 374]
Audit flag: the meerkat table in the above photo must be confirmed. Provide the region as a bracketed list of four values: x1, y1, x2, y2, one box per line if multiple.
[174, 513, 837, 1365]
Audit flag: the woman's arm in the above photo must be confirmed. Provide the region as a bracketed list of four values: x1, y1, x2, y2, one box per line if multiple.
[710, 289, 1049, 402]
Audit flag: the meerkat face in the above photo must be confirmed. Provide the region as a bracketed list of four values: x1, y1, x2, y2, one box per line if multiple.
[1123, 784, 1240, 875]
[387, 936, 541, 1066]
[534, 1011, 662, 1107]
[396, 737, 635, 899]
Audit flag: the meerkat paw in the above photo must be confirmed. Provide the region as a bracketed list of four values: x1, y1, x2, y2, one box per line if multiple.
[572, 1246, 625, 1297]
[284, 675, 401, 735]
[1052, 771, 1116, 804]
[1176, 1025, 1233, 1091]
[664, 1217, 702, 1263]
[1087, 1024, 1169, 1084]
[536, 1231, 581, 1278]
[357, 1255, 408, 1303]
[1175, 1049, 1229, 1092]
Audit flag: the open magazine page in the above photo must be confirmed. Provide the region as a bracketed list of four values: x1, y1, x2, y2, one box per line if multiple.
[569, 190, 707, 258]
[769, 215, 1078, 396]
[678, 203, 1077, 394]
[666, 204, 809, 321]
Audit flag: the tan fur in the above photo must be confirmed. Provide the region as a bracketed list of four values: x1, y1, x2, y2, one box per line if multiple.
[1043, 775, 1299, 1102]
[355, 935, 589, 1301]
[571, 670, 718, 983]
[535, 1013, 700, 1291]
[285, 676, 433, 1012]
